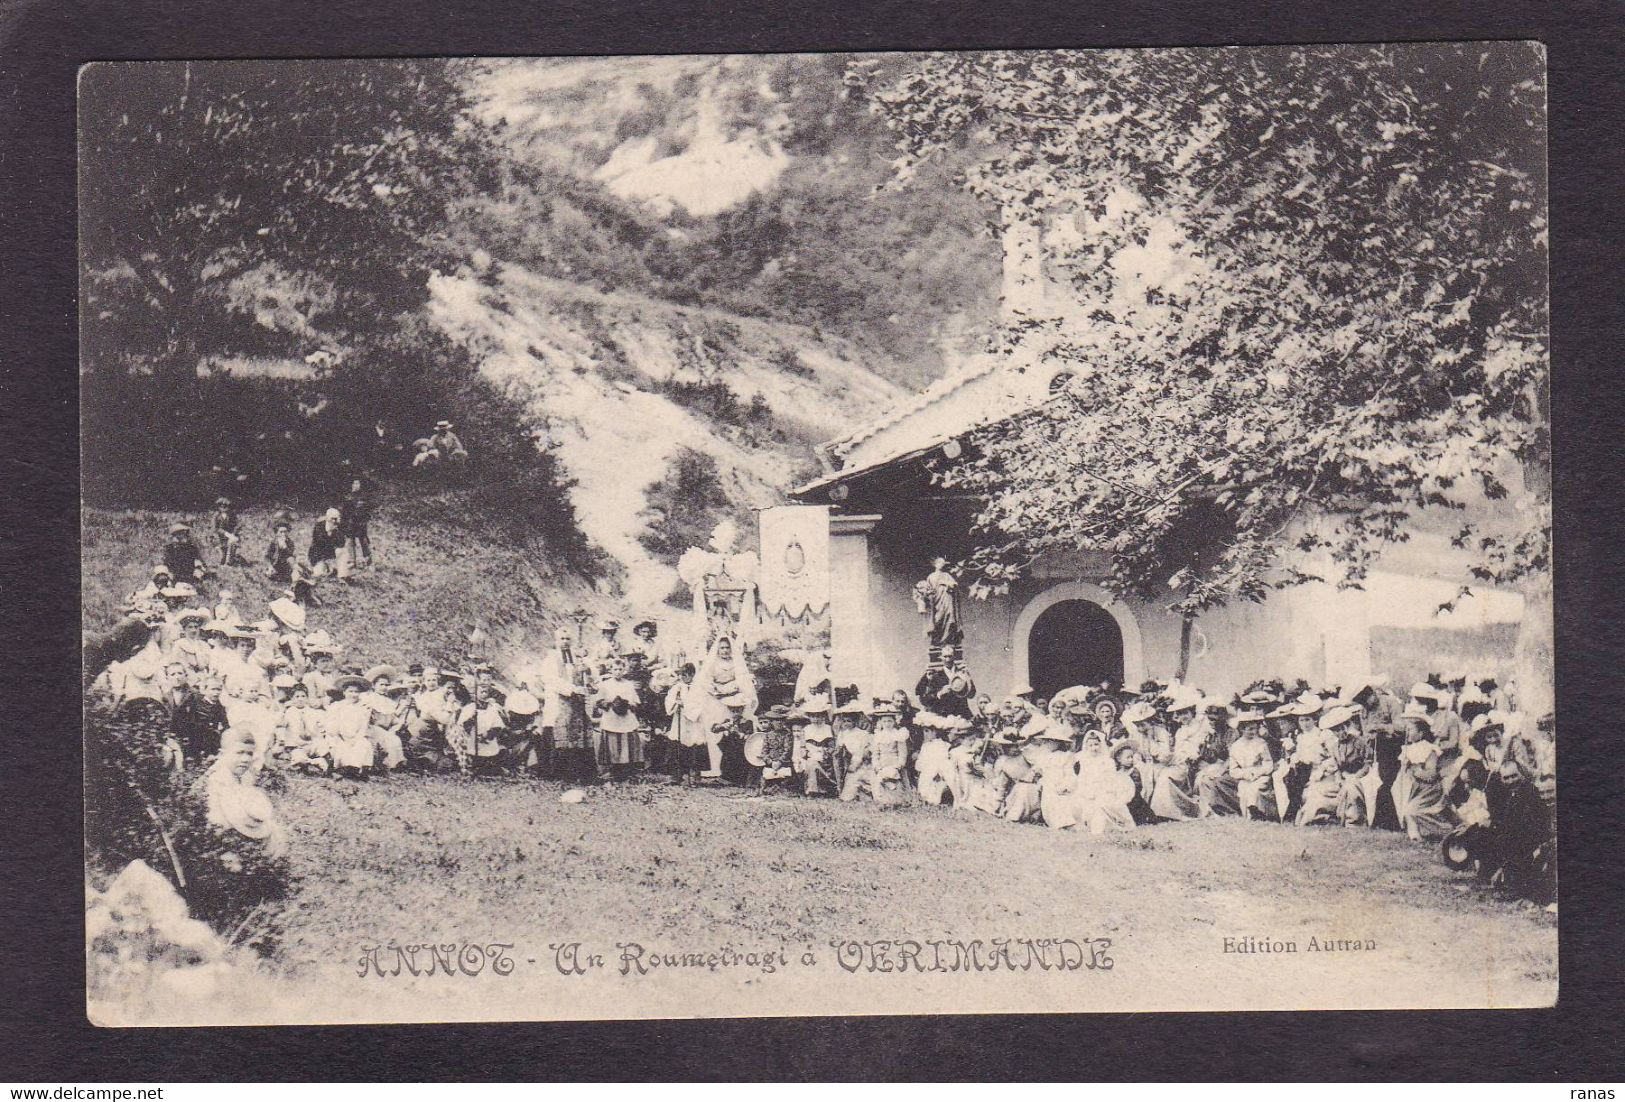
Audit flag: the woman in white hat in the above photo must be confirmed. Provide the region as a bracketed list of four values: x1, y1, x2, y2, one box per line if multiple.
[1070, 730, 1137, 834]
[913, 712, 955, 806]
[326, 674, 379, 776]
[1392, 703, 1454, 842]
[1270, 695, 1326, 822]
[1295, 704, 1367, 825]
[1026, 726, 1078, 829]
[691, 634, 757, 779]
[1227, 711, 1279, 821]
[167, 608, 214, 675]
[830, 700, 870, 794]
[793, 697, 838, 796]
[361, 666, 409, 772]
[867, 703, 913, 806]
[1145, 688, 1203, 820]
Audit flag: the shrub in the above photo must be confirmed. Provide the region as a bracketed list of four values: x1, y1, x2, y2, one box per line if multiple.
[638, 448, 739, 567]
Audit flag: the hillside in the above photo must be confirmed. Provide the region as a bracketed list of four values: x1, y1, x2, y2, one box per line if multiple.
[79, 56, 965, 640]
[83, 498, 622, 673]
[426, 262, 906, 609]
[465, 54, 1002, 388]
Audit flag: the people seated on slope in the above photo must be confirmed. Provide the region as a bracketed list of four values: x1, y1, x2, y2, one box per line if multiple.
[162, 522, 208, 587]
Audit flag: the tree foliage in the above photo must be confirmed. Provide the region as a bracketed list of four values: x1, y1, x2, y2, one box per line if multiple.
[80, 59, 493, 371]
[858, 44, 1548, 613]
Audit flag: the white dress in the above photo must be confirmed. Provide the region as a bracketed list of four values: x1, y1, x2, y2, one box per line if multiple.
[1071, 752, 1137, 834]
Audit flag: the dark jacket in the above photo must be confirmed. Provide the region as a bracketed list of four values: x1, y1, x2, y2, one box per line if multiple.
[343, 493, 373, 534]
[309, 519, 342, 565]
[163, 538, 203, 582]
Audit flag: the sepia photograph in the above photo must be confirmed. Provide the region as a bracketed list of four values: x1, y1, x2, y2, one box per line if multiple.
[78, 45, 1555, 1027]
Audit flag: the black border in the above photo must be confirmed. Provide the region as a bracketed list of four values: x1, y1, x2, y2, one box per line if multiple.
[4, 0, 1622, 1082]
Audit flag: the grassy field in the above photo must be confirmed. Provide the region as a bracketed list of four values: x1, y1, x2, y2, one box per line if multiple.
[82, 499, 618, 670]
[142, 770, 1556, 1025]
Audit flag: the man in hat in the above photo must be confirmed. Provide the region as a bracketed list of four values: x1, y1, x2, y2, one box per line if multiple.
[308, 508, 349, 582]
[430, 420, 468, 466]
[266, 513, 297, 584]
[915, 644, 975, 721]
[629, 618, 664, 672]
[589, 619, 623, 680]
[162, 522, 207, 586]
[1484, 729, 1556, 903]
[342, 479, 375, 571]
[211, 496, 241, 567]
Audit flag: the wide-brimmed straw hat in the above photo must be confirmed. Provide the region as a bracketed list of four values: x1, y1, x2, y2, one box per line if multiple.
[333, 674, 370, 694]
[364, 664, 400, 683]
[268, 598, 306, 630]
[1318, 704, 1359, 730]
[1122, 700, 1156, 723]
[1400, 701, 1435, 726]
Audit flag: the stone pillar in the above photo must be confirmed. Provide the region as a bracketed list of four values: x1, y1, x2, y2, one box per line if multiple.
[828, 514, 882, 699]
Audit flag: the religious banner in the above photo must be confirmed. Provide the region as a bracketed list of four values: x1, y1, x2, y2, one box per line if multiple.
[757, 504, 830, 622]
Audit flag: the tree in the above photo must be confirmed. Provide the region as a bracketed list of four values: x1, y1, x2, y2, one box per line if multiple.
[859, 44, 1550, 708]
[79, 59, 494, 374]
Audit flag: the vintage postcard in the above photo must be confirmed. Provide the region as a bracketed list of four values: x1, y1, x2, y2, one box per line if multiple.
[80, 45, 1554, 1026]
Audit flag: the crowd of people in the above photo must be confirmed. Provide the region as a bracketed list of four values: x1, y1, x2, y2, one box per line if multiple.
[87, 511, 1558, 948]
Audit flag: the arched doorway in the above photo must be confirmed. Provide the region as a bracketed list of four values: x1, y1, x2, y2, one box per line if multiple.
[1026, 599, 1125, 701]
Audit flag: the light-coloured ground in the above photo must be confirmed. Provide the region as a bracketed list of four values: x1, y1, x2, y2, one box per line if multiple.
[142, 772, 1555, 1025]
